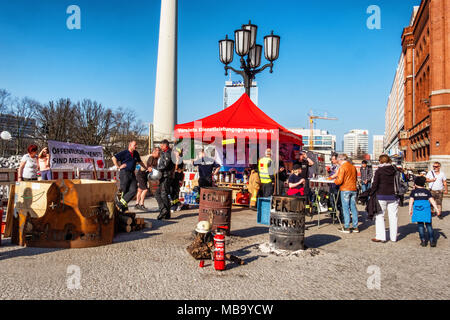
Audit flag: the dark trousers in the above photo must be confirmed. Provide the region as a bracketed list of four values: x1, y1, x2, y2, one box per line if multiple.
[156, 176, 172, 217]
[304, 179, 311, 198]
[260, 183, 274, 198]
[418, 222, 434, 242]
[398, 195, 404, 207]
[170, 182, 180, 201]
[329, 184, 342, 214]
[199, 177, 213, 189]
[119, 170, 138, 203]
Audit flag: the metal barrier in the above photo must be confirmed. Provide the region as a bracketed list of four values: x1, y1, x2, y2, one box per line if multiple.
[0, 169, 16, 202]
[52, 169, 76, 180]
[0, 168, 120, 203]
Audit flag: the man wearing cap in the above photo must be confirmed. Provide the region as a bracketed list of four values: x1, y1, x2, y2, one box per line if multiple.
[155, 139, 175, 220]
[194, 149, 221, 189]
[112, 140, 147, 212]
[294, 151, 315, 198]
[258, 148, 275, 197]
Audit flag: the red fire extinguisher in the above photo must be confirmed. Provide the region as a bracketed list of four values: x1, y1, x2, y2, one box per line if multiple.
[213, 226, 228, 271]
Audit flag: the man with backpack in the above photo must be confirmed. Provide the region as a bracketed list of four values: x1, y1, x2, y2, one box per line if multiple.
[426, 162, 447, 219]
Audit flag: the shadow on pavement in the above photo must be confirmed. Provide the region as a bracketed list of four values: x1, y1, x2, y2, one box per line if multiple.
[146, 218, 177, 231]
[231, 207, 253, 213]
[231, 226, 268, 238]
[397, 221, 447, 242]
[397, 223, 421, 241]
[358, 216, 374, 233]
[0, 242, 64, 261]
[109, 230, 162, 244]
[439, 210, 449, 219]
[172, 212, 198, 220]
[305, 234, 341, 249]
[226, 244, 264, 269]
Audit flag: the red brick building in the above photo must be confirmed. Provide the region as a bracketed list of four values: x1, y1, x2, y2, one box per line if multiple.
[400, 0, 450, 176]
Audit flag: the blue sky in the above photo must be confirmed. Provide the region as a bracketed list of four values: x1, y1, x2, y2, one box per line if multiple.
[0, 0, 421, 152]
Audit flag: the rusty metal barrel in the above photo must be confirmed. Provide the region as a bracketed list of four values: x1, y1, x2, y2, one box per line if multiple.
[269, 196, 308, 251]
[198, 187, 232, 236]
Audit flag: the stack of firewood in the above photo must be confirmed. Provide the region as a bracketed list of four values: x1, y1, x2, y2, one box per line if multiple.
[116, 212, 151, 233]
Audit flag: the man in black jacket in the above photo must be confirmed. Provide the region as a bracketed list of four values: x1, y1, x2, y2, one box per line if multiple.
[156, 139, 174, 220]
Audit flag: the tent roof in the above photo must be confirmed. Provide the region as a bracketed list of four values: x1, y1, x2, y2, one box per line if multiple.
[174, 93, 302, 145]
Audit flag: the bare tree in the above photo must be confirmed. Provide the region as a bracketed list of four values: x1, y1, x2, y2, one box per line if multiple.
[35, 98, 78, 144]
[10, 97, 39, 154]
[106, 107, 146, 158]
[0, 89, 11, 115]
[74, 99, 113, 146]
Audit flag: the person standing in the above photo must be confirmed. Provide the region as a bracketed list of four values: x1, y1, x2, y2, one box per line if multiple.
[370, 154, 399, 243]
[112, 140, 147, 212]
[37, 147, 52, 180]
[171, 162, 185, 212]
[334, 154, 359, 233]
[135, 147, 160, 211]
[193, 150, 221, 189]
[426, 162, 447, 218]
[294, 151, 314, 198]
[155, 139, 174, 220]
[359, 160, 373, 193]
[18, 145, 39, 181]
[258, 148, 275, 197]
[248, 164, 261, 208]
[170, 148, 185, 211]
[328, 153, 342, 218]
[277, 160, 288, 195]
[409, 176, 441, 247]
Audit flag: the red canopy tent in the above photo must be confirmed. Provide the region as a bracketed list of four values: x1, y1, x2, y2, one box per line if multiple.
[174, 93, 303, 145]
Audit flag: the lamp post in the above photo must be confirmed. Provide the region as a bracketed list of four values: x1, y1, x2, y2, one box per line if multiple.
[219, 21, 280, 97]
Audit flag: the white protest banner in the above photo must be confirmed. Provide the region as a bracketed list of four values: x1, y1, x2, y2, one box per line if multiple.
[48, 140, 105, 170]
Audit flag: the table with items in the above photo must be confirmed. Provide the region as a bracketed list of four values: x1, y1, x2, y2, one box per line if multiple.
[214, 182, 250, 207]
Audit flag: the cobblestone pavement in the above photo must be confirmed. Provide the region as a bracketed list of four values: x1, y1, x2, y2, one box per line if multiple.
[0, 197, 449, 300]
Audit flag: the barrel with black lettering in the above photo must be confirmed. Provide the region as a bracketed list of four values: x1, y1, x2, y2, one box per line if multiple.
[198, 187, 232, 235]
[269, 196, 307, 251]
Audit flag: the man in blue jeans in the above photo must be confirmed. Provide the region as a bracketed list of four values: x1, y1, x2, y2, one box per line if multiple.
[359, 160, 373, 193]
[334, 154, 359, 233]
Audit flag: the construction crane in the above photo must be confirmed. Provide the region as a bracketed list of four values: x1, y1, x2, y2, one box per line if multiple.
[308, 111, 338, 151]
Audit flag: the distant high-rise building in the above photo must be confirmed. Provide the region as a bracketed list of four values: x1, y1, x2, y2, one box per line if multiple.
[223, 80, 258, 109]
[343, 129, 369, 158]
[373, 135, 385, 160]
[288, 128, 336, 163]
[384, 53, 405, 157]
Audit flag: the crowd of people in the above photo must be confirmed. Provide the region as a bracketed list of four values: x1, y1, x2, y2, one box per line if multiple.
[246, 148, 447, 247]
[327, 153, 447, 247]
[17, 140, 448, 247]
[17, 144, 52, 181]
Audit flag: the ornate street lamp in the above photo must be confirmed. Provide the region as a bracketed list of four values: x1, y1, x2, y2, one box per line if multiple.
[219, 21, 280, 96]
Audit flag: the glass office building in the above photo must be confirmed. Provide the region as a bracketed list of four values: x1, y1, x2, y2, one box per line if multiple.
[223, 80, 258, 109]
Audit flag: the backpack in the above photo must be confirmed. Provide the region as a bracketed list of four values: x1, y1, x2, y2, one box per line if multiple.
[393, 166, 408, 195]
